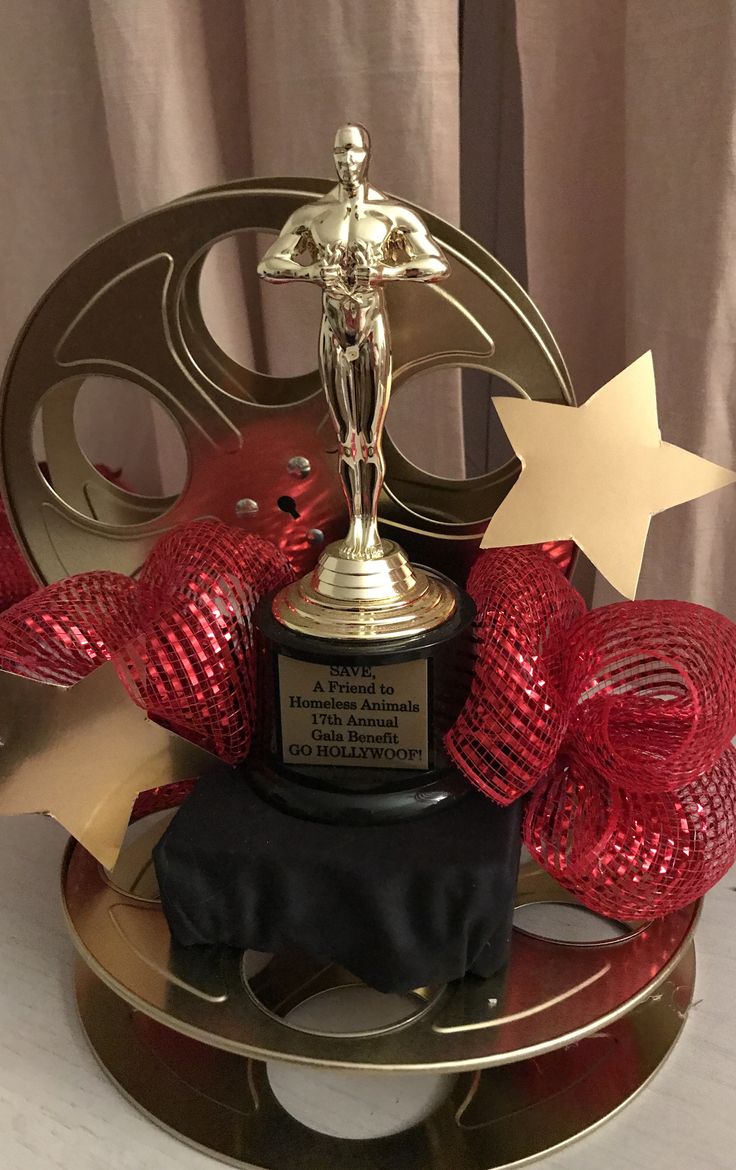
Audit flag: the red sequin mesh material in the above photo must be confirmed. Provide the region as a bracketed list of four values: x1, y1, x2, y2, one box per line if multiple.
[115, 520, 294, 762]
[0, 571, 139, 684]
[445, 547, 586, 804]
[0, 520, 293, 764]
[538, 540, 575, 576]
[0, 503, 36, 612]
[524, 748, 736, 918]
[131, 780, 196, 823]
[563, 600, 736, 794]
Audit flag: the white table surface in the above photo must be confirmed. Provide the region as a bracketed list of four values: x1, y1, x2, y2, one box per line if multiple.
[0, 813, 734, 1170]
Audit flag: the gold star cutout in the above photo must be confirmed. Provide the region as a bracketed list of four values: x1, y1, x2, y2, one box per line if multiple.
[0, 662, 217, 869]
[482, 352, 736, 598]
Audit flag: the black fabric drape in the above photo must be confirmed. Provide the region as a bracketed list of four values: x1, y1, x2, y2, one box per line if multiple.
[155, 765, 522, 994]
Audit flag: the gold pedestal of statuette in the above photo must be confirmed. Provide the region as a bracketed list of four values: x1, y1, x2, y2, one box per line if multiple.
[272, 538, 457, 639]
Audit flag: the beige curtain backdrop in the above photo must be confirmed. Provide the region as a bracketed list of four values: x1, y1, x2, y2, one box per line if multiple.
[0, 0, 463, 499]
[517, 0, 736, 617]
[2, 1, 735, 613]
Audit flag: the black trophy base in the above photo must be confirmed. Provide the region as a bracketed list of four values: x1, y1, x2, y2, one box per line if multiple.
[154, 764, 523, 993]
[256, 580, 476, 825]
[247, 754, 469, 825]
[147, 572, 526, 993]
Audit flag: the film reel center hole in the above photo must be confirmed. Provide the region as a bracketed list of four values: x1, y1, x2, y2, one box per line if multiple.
[513, 901, 638, 944]
[197, 232, 322, 380]
[277, 494, 300, 518]
[266, 986, 455, 1140]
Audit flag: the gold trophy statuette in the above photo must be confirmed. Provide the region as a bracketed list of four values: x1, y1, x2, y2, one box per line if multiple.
[258, 123, 457, 639]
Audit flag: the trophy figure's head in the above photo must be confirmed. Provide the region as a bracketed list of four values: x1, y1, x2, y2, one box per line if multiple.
[333, 123, 371, 194]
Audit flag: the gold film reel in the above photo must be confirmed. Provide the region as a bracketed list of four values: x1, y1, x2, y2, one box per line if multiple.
[0, 177, 573, 585]
[65, 815, 697, 1169]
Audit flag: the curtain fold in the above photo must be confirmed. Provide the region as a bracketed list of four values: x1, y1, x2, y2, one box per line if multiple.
[1, 0, 464, 498]
[459, 0, 526, 478]
[518, 0, 736, 615]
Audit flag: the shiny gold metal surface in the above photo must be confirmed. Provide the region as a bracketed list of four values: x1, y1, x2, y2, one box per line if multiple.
[272, 538, 456, 638]
[74, 949, 694, 1170]
[0, 177, 574, 587]
[0, 663, 216, 870]
[259, 125, 457, 637]
[259, 125, 450, 565]
[62, 815, 699, 1073]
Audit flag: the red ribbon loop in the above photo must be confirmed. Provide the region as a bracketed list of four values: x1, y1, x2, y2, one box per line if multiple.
[563, 600, 736, 794]
[0, 571, 138, 684]
[447, 547, 736, 916]
[524, 747, 736, 918]
[116, 520, 293, 760]
[0, 520, 293, 762]
[445, 547, 586, 803]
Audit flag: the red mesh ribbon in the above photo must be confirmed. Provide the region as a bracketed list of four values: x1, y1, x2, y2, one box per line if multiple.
[0, 519, 293, 762]
[0, 501, 37, 612]
[521, 599, 736, 917]
[524, 749, 736, 918]
[563, 600, 736, 794]
[4, 521, 736, 918]
[446, 547, 736, 917]
[116, 521, 293, 760]
[131, 780, 197, 823]
[539, 540, 575, 576]
[0, 571, 138, 684]
[445, 547, 586, 803]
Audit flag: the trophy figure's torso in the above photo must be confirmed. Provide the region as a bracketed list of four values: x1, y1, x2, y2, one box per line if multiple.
[296, 186, 400, 349]
[277, 184, 410, 560]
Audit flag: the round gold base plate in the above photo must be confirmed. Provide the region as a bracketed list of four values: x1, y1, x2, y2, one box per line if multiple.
[272, 539, 457, 639]
[75, 947, 695, 1170]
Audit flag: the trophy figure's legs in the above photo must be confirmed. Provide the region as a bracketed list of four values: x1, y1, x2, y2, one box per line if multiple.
[320, 316, 390, 561]
[283, 313, 455, 637]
